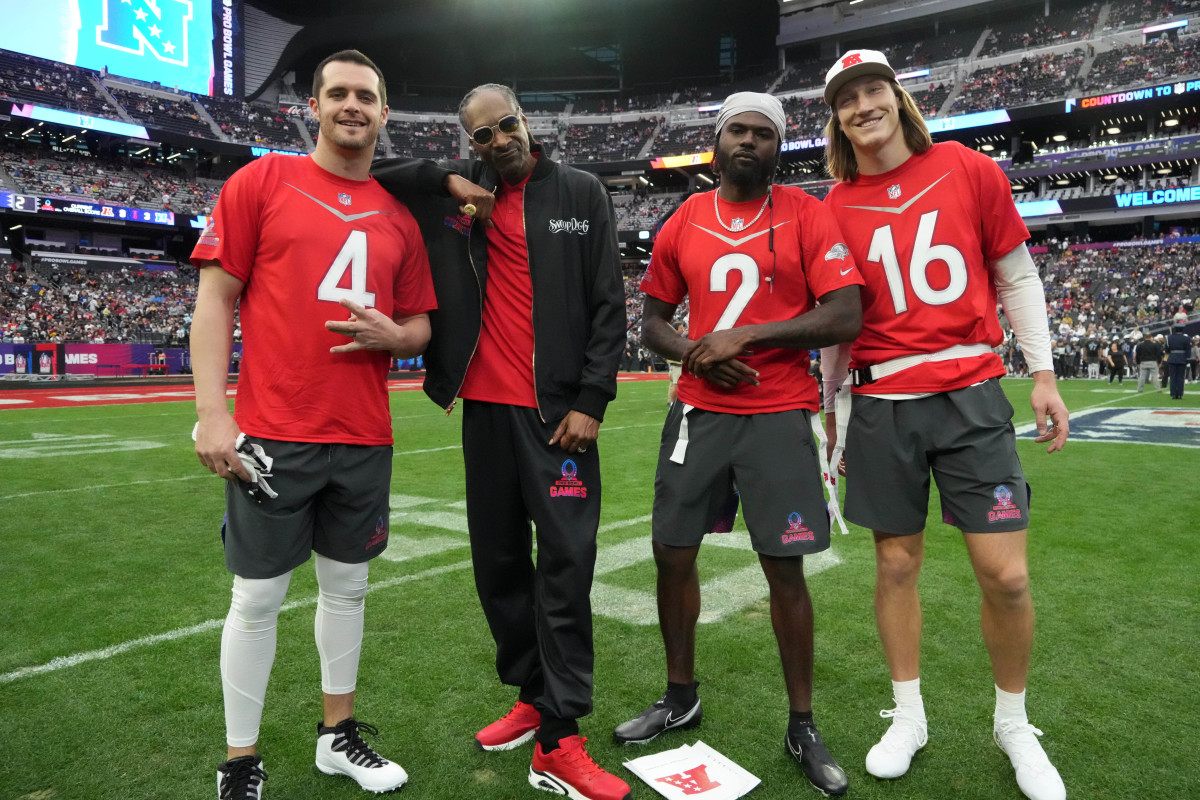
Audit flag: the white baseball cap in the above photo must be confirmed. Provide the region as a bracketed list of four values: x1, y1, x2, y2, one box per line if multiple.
[1175, 311, 1189, 326]
[824, 49, 896, 106]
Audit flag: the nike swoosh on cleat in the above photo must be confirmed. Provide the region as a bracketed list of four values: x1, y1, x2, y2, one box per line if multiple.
[664, 710, 689, 727]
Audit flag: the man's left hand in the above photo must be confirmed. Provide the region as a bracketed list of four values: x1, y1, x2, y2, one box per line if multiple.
[326, 298, 398, 353]
[549, 410, 599, 454]
[684, 329, 753, 374]
[1030, 372, 1070, 453]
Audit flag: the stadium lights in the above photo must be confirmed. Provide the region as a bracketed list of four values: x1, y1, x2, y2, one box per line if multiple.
[62, 135, 76, 143]
[1055, 179, 1070, 185]
[1102, 174, 1119, 180]
[20, 128, 33, 136]
[1052, 133, 1067, 142]
[135, 147, 150, 155]
[1164, 118, 1180, 127]
[8, 224, 22, 231]
[1106, 126, 1121, 134]
[981, 143, 994, 151]
[1157, 167, 1173, 174]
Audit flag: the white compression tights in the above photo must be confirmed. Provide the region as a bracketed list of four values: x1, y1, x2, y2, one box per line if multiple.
[221, 555, 369, 748]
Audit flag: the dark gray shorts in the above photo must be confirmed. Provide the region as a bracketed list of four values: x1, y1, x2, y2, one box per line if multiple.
[652, 404, 830, 557]
[844, 379, 1030, 536]
[222, 437, 392, 579]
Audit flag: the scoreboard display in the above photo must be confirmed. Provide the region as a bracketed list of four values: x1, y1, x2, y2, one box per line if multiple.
[0, 1, 242, 98]
[0, 190, 175, 226]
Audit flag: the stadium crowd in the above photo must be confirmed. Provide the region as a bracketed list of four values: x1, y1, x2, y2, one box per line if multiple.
[6, 240, 1197, 386]
[1, 257, 196, 345]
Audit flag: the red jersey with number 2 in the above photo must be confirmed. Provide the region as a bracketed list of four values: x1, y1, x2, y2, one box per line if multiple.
[190, 154, 435, 445]
[641, 185, 862, 414]
[824, 141, 1029, 394]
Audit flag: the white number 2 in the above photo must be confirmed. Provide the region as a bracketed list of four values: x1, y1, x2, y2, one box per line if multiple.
[710, 253, 759, 331]
[317, 230, 375, 307]
[866, 209, 966, 315]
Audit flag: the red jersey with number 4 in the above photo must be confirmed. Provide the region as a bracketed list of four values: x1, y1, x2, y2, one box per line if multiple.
[641, 185, 862, 414]
[825, 141, 1028, 394]
[190, 154, 435, 445]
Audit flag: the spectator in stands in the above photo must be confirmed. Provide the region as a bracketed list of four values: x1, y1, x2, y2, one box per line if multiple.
[1108, 340, 1128, 383]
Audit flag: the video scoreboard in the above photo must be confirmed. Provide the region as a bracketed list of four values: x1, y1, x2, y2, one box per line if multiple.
[0, 1, 243, 98]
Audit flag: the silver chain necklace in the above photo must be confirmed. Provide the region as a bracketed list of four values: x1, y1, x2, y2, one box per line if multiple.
[713, 188, 770, 233]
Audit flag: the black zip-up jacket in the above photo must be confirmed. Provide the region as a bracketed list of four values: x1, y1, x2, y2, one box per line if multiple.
[371, 143, 624, 424]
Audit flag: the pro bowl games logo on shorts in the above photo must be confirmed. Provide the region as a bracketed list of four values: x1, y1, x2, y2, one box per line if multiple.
[781, 511, 814, 544]
[550, 459, 587, 498]
[366, 515, 388, 550]
[988, 485, 1022, 523]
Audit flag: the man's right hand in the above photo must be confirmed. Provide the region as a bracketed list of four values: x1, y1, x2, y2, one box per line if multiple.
[445, 174, 496, 228]
[194, 413, 251, 481]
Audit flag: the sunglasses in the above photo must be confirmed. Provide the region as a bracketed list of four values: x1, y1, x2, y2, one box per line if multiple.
[468, 114, 520, 146]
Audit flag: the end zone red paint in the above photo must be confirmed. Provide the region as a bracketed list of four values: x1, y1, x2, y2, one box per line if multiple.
[0, 373, 666, 409]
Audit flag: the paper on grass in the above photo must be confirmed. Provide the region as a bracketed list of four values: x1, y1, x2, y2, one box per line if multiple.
[624, 740, 760, 799]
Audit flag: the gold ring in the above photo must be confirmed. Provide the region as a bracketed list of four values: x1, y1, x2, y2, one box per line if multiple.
[463, 203, 477, 216]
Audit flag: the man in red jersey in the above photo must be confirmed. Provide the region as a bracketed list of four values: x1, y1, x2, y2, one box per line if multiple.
[820, 50, 1069, 800]
[190, 50, 435, 800]
[612, 92, 862, 798]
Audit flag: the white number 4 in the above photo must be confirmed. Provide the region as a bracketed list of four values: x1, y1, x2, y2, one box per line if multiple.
[317, 230, 375, 307]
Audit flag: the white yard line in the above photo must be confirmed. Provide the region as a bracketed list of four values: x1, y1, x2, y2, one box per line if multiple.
[0, 561, 473, 685]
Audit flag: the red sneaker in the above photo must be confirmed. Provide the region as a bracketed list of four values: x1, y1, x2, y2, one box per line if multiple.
[476, 701, 541, 751]
[529, 735, 632, 800]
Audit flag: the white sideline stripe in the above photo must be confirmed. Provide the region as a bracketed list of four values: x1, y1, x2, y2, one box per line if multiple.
[392, 445, 460, 457]
[0, 561, 471, 686]
[0, 474, 208, 501]
[599, 514, 652, 532]
[0, 446, 461, 499]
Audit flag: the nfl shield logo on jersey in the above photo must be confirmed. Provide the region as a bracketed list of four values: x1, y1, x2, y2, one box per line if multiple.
[887, 184, 902, 200]
[338, 193, 352, 206]
[731, 218, 745, 231]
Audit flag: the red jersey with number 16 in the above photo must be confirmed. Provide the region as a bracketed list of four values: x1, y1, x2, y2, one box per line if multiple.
[824, 141, 1029, 394]
[190, 154, 435, 445]
[641, 185, 862, 414]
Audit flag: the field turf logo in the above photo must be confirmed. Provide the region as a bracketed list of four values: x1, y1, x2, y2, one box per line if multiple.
[1017, 407, 1200, 448]
[781, 511, 814, 544]
[550, 459, 587, 498]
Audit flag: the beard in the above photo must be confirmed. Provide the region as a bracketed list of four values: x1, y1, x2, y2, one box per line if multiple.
[715, 147, 775, 189]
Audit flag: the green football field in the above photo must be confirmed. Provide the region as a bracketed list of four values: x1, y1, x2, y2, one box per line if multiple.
[1, 376, 1197, 800]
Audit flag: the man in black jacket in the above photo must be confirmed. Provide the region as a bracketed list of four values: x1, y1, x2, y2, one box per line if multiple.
[372, 84, 630, 800]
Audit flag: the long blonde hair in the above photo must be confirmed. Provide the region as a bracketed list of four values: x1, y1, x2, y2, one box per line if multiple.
[824, 79, 932, 182]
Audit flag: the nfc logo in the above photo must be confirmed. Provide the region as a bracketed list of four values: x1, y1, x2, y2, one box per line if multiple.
[96, 0, 193, 67]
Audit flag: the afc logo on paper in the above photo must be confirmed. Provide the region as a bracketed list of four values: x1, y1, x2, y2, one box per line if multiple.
[97, 0, 194, 67]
